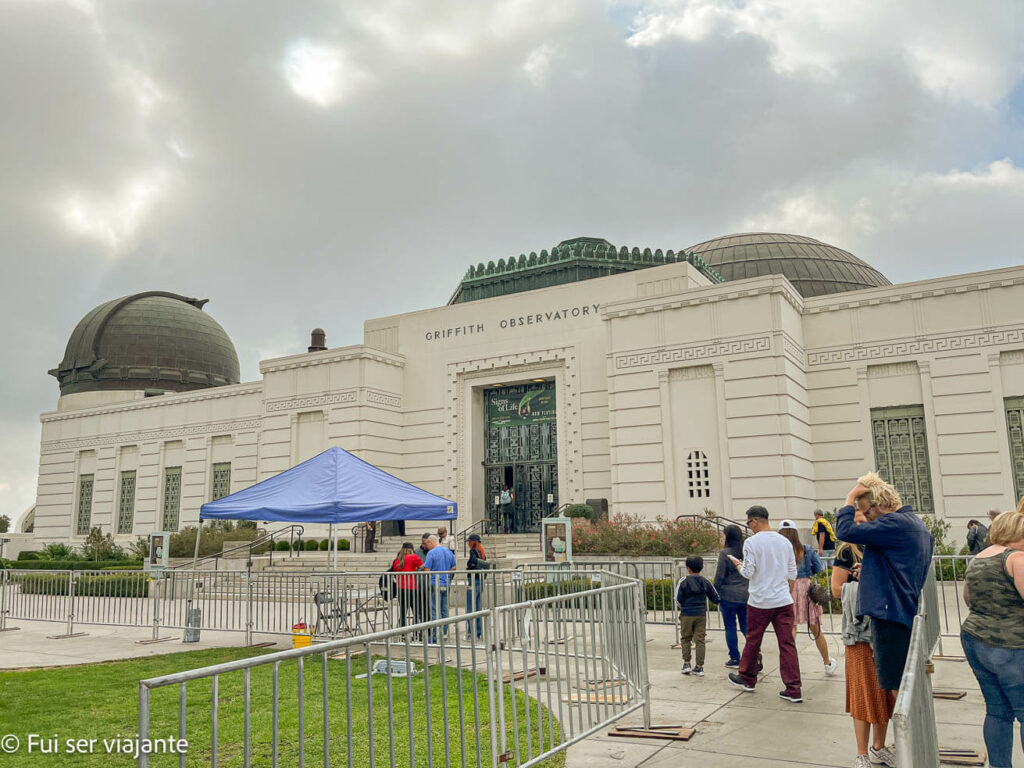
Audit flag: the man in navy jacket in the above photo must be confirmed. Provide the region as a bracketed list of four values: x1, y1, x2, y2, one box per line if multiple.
[835, 472, 933, 693]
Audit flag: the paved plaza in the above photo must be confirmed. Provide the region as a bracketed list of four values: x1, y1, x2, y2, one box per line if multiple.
[3, 618, 1020, 767]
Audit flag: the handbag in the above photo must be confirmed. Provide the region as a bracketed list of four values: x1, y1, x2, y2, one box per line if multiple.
[807, 582, 830, 606]
[475, 559, 493, 571]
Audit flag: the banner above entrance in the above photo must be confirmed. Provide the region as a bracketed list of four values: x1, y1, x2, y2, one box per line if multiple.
[486, 382, 556, 427]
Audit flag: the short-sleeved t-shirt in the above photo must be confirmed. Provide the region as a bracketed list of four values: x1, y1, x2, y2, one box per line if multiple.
[833, 547, 858, 583]
[392, 554, 423, 590]
[811, 518, 836, 550]
[423, 546, 456, 586]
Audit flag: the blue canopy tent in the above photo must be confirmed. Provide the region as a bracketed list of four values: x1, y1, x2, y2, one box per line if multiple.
[196, 446, 456, 568]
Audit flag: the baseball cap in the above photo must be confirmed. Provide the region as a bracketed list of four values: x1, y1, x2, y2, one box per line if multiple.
[778, 519, 798, 530]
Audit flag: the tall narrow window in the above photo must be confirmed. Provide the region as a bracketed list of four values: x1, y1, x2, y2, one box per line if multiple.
[686, 450, 711, 499]
[211, 462, 232, 501]
[75, 474, 94, 535]
[1005, 396, 1024, 502]
[162, 466, 182, 531]
[117, 470, 137, 534]
[870, 405, 934, 513]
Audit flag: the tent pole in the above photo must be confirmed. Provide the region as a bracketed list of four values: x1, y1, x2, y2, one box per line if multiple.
[332, 524, 338, 570]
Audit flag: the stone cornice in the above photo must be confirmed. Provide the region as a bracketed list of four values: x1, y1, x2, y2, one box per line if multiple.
[602, 275, 804, 319]
[612, 334, 773, 371]
[259, 345, 405, 374]
[41, 383, 263, 423]
[801, 266, 1024, 314]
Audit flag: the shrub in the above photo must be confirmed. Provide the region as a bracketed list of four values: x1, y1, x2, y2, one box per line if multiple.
[41, 543, 78, 560]
[304, 539, 320, 551]
[12, 572, 149, 596]
[563, 504, 593, 520]
[80, 527, 125, 562]
[644, 578, 675, 611]
[17, 551, 41, 561]
[571, 514, 721, 557]
[338, 539, 351, 551]
[168, 524, 267, 558]
[523, 576, 593, 600]
[920, 514, 968, 581]
[275, 541, 291, 551]
[293, 540, 305, 551]
[3, 560, 142, 571]
[126, 537, 150, 561]
[319, 539, 330, 551]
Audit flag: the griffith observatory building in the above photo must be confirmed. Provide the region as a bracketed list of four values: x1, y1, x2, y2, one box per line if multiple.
[21, 232, 1024, 546]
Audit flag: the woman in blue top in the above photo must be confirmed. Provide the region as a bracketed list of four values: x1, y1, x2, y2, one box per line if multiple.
[780, 520, 837, 676]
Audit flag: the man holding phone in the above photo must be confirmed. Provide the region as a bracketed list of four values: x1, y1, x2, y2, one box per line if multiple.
[727, 506, 803, 703]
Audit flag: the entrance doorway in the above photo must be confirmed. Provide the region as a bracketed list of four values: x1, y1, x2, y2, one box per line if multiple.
[483, 382, 558, 533]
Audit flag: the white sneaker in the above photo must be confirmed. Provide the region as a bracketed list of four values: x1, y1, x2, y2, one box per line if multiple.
[824, 658, 838, 676]
[854, 755, 872, 768]
[868, 745, 896, 767]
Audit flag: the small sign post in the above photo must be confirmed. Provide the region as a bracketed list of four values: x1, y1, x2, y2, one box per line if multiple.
[147, 531, 170, 572]
[541, 517, 572, 564]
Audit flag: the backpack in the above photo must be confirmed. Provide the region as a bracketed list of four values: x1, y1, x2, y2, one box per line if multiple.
[378, 564, 397, 601]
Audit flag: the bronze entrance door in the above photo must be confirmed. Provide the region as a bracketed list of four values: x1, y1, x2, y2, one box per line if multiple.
[484, 382, 558, 534]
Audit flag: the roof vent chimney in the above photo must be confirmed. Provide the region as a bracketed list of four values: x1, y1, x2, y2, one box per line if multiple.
[308, 328, 327, 352]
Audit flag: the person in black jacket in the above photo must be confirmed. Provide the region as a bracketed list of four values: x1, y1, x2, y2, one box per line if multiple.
[676, 555, 721, 676]
[714, 525, 749, 667]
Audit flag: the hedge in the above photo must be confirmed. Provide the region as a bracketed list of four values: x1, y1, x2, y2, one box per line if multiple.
[11, 572, 149, 597]
[1, 560, 142, 571]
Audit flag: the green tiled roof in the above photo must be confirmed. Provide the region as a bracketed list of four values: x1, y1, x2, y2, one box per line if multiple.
[448, 237, 724, 304]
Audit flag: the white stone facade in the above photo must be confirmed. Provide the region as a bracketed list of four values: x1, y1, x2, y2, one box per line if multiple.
[30, 258, 1024, 546]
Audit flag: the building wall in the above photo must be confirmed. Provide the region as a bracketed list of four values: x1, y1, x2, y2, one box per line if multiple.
[30, 260, 1024, 547]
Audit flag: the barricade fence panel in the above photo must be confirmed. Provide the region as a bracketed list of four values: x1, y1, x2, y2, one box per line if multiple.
[137, 575, 650, 768]
[1, 554, 970, 640]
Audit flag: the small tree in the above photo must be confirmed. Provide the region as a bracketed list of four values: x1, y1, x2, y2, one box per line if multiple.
[81, 527, 124, 562]
[0, 514, 10, 533]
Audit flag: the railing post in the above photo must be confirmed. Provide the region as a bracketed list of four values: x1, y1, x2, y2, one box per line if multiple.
[138, 681, 150, 768]
[66, 571, 75, 637]
[245, 574, 254, 646]
[0, 569, 7, 632]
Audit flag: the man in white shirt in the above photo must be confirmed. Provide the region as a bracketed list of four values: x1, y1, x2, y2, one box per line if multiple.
[727, 505, 803, 703]
[437, 526, 455, 551]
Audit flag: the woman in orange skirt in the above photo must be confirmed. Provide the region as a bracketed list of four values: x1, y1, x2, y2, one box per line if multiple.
[832, 542, 896, 768]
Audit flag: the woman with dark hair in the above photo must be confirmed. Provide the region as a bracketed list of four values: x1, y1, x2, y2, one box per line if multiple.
[779, 520, 836, 675]
[465, 534, 488, 639]
[713, 524, 749, 667]
[392, 542, 423, 628]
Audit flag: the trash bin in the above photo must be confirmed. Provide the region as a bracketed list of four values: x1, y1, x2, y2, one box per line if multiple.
[184, 607, 202, 643]
[292, 621, 312, 648]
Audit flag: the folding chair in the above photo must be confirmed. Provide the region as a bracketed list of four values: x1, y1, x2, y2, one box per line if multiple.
[312, 589, 347, 638]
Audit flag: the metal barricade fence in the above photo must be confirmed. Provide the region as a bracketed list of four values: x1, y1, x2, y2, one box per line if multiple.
[1, 553, 972, 641]
[137, 573, 650, 768]
[893, 568, 941, 768]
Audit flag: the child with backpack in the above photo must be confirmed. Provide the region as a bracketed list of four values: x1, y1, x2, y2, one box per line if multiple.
[676, 555, 721, 676]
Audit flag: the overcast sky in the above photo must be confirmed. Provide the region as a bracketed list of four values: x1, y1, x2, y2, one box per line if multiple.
[2, 0, 1023, 525]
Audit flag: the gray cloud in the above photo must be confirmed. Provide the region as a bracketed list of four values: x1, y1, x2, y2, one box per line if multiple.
[1, 0, 1022, 521]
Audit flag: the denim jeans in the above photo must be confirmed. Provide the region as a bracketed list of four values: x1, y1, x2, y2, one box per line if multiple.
[720, 600, 748, 662]
[429, 585, 449, 641]
[962, 632, 1024, 768]
[466, 573, 484, 638]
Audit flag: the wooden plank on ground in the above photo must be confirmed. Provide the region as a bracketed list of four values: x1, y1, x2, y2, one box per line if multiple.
[583, 678, 627, 690]
[329, 649, 366, 661]
[939, 748, 986, 765]
[933, 689, 967, 700]
[502, 668, 542, 683]
[608, 726, 695, 742]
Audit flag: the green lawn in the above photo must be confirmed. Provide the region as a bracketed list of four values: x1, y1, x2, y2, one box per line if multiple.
[0, 647, 566, 767]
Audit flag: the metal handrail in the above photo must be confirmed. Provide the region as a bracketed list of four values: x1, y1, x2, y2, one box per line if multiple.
[455, 518, 496, 557]
[168, 523, 305, 570]
[675, 514, 751, 537]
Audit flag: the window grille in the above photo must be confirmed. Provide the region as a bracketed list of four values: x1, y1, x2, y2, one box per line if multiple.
[1005, 396, 1024, 502]
[162, 466, 182, 531]
[870, 405, 934, 513]
[686, 450, 711, 499]
[75, 474, 94, 536]
[211, 462, 231, 501]
[117, 470, 136, 534]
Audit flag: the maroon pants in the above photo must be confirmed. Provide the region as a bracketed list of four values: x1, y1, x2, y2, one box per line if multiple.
[739, 603, 802, 696]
